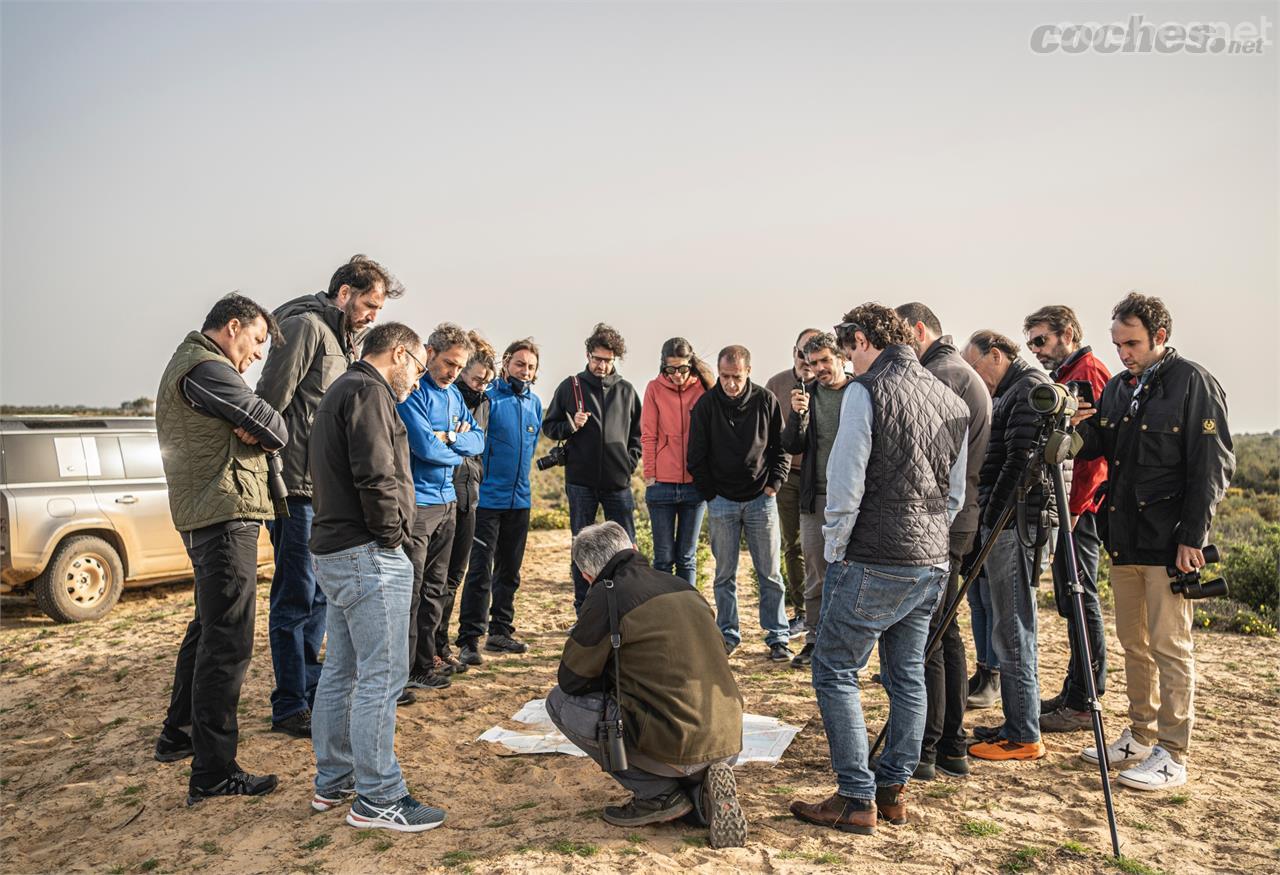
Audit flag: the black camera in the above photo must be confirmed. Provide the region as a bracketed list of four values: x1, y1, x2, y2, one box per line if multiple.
[536, 442, 568, 471]
[266, 451, 290, 517]
[1167, 544, 1228, 600]
[596, 712, 629, 773]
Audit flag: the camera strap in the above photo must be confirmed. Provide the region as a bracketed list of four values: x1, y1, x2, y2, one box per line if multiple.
[601, 578, 623, 721]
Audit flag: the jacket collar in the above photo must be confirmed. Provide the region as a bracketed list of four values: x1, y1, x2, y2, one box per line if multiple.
[712, 379, 756, 411]
[579, 369, 621, 390]
[1050, 345, 1092, 381]
[920, 335, 956, 368]
[994, 357, 1034, 398]
[595, 548, 642, 582]
[859, 343, 915, 380]
[351, 360, 395, 400]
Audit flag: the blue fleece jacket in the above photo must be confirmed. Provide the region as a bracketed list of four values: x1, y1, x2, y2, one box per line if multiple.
[396, 376, 484, 506]
[479, 378, 543, 510]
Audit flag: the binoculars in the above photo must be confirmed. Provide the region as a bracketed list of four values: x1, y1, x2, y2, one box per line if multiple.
[1167, 544, 1228, 600]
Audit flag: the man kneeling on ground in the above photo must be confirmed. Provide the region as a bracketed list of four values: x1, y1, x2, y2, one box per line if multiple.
[546, 522, 748, 848]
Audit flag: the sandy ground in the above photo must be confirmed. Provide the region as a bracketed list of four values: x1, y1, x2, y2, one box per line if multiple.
[2, 528, 1278, 875]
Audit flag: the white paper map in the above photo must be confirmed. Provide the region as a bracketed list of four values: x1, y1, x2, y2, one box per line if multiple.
[478, 698, 801, 765]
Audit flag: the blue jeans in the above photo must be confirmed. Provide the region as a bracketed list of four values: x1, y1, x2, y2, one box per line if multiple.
[645, 482, 705, 586]
[812, 560, 945, 800]
[567, 483, 636, 611]
[706, 493, 789, 647]
[986, 527, 1042, 744]
[267, 498, 325, 722]
[311, 542, 413, 805]
[967, 571, 1000, 672]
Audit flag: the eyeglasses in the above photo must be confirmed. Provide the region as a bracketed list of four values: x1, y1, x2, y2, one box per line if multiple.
[1027, 333, 1054, 350]
[403, 347, 428, 380]
[589, 354, 615, 366]
[662, 364, 691, 375]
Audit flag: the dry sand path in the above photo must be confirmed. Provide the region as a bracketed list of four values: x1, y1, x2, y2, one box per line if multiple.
[2, 529, 1277, 874]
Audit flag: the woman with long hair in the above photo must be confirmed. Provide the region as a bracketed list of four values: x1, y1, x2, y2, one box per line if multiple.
[640, 337, 714, 585]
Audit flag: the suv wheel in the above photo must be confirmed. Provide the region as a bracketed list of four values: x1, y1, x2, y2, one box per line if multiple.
[34, 535, 125, 623]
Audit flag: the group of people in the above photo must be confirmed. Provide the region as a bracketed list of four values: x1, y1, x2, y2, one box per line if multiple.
[150, 253, 1235, 843]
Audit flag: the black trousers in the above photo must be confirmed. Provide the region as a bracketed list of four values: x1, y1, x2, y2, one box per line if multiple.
[405, 502, 456, 674]
[456, 507, 530, 645]
[163, 520, 261, 790]
[1051, 511, 1106, 710]
[439, 502, 477, 656]
[921, 543, 970, 761]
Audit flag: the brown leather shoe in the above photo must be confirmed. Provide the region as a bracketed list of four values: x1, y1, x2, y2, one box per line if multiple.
[875, 784, 908, 825]
[789, 793, 876, 835]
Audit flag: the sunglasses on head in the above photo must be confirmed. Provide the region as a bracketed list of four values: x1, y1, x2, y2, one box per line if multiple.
[833, 321, 865, 343]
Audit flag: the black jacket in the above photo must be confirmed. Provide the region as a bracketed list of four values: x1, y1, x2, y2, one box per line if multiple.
[781, 378, 850, 513]
[1076, 349, 1234, 566]
[687, 381, 790, 502]
[451, 385, 491, 514]
[979, 358, 1060, 531]
[308, 361, 415, 554]
[543, 370, 642, 491]
[920, 336, 992, 543]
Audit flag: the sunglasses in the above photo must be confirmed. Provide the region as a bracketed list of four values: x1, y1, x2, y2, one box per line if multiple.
[1027, 333, 1054, 350]
[662, 364, 692, 375]
[833, 321, 865, 343]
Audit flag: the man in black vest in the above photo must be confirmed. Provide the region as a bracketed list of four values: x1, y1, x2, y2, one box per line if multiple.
[543, 323, 643, 614]
[791, 304, 968, 835]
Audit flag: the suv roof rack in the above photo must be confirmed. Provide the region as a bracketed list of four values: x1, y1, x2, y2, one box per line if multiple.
[0, 416, 156, 431]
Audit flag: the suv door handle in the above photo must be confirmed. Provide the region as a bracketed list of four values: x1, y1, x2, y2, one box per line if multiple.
[115, 495, 139, 505]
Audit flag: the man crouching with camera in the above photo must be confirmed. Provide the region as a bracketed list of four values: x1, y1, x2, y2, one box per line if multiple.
[1072, 292, 1235, 791]
[545, 522, 748, 848]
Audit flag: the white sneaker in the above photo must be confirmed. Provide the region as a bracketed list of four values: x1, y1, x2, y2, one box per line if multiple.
[1081, 728, 1152, 769]
[1117, 745, 1188, 791]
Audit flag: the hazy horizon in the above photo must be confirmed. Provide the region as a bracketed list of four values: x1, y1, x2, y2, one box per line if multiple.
[3, 1, 1277, 431]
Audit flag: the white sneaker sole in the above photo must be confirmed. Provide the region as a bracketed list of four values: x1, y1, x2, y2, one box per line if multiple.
[346, 811, 444, 832]
[1116, 769, 1187, 791]
[312, 794, 353, 813]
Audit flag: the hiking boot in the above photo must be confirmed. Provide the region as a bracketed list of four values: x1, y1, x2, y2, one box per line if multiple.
[433, 655, 455, 677]
[875, 784, 908, 825]
[970, 739, 1046, 761]
[458, 643, 483, 666]
[1040, 706, 1091, 734]
[1116, 745, 1187, 791]
[186, 770, 279, 806]
[768, 642, 793, 662]
[312, 784, 356, 813]
[1081, 727, 1152, 769]
[788, 613, 806, 636]
[790, 641, 815, 668]
[484, 634, 528, 654]
[965, 667, 1000, 710]
[440, 652, 468, 674]
[937, 753, 970, 777]
[1040, 692, 1064, 715]
[790, 792, 876, 835]
[970, 724, 1003, 743]
[396, 689, 417, 707]
[724, 640, 737, 656]
[602, 790, 693, 827]
[347, 794, 447, 832]
[701, 762, 747, 848]
[406, 670, 450, 690]
[912, 757, 936, 781]
[966, 665, 985, 697]
[271, 709, 312, 739]
[154, 727, 194, 763]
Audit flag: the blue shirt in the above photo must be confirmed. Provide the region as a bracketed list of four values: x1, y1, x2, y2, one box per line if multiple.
[396, 376, 484, 506]
[822, 382, 968, 566]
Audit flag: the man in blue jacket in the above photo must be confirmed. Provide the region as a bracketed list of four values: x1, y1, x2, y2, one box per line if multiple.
[455, 339, 544, 665]
[397, 324, 484, 691]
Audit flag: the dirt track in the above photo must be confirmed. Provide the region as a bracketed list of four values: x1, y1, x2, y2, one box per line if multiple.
[2, 528, 1277, 874]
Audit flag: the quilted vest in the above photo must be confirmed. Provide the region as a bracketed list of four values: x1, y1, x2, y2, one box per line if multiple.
[844, 345, 968, 567]
[156, 331, 273, 532]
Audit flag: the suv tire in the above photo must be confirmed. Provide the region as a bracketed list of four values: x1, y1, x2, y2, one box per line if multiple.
[34, 535, 125, 623]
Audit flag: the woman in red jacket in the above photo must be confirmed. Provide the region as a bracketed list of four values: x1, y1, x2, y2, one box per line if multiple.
[641, 338, 714, 586]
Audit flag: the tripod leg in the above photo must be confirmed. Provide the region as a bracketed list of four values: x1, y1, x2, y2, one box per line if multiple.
[1050, 463, 1122, 859]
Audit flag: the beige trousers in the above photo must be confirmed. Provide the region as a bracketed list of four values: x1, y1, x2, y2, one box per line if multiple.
[1110, 564, 1196, 760]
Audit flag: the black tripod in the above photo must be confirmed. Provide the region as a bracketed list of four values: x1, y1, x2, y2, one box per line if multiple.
[865, 398, 1122, 858]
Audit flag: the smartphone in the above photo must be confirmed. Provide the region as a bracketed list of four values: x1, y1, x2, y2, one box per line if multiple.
[1067, 380, 1095, 406]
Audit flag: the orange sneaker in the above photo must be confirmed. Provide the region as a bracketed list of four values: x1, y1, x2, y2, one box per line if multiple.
[970, 739, 1046, 761]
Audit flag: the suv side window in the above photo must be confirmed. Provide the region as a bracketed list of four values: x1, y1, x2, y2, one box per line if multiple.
[1, 434, 65, 483]
[92, 436, 125, 480]
[119, 435, 164, 479]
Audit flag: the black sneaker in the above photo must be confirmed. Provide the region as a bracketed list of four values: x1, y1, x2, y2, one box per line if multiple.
[702, 762, 748, 848]
[1040, 693, 1064, 715]
[271, 709, 312, 739]
[912, 757, 936, 781]
[969, 724, 1003, 743]
[396, 689, 417, 707]
[724, 641, 737, 656]
[790, 641, 815, 668]
[406, 671, 450, 690]
[154, 728, 194, 763]
[439, 652, 468, 675]
[603, 789, 693, 827]
[458, 643, 483, 666]
[312, 784, 357, 813]
[484, 634, 528, 654]
[347, 794, 447, 832]
[768, 642, 793, 662]
[788, 614, 806, 636]
[186, 770, 279, 806]
[937, 753, 970, 777]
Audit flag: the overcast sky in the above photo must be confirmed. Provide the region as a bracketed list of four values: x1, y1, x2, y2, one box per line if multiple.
[2, 1, 1276, 431]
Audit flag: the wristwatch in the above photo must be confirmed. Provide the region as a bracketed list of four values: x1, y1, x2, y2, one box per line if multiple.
[446, 430, 458, 445]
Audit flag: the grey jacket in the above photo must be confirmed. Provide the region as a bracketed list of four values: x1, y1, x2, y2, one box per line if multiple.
[256, 292, 354, 498]
[920, 336, 992, 546]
